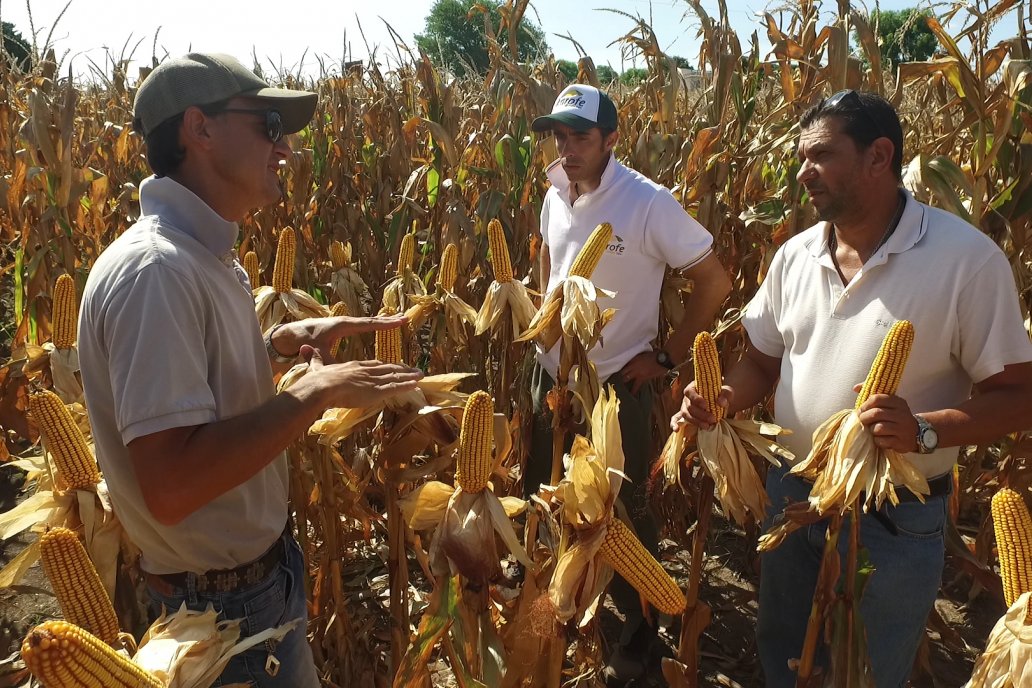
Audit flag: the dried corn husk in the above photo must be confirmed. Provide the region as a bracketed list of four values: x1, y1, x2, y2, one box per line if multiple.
[474, 276, 538, 340]
[965, 592, 1032, 688]
[254, 285, 330, 332]
[328, 241, 370, 317]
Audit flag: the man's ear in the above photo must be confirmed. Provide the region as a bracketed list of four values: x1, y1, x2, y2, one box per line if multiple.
[180, 106, 214, 151]
[868, 136, 895, 177]
[604, 129, 619, 152]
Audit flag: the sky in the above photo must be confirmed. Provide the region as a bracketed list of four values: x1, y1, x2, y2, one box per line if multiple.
[2, 0, 1025, 82]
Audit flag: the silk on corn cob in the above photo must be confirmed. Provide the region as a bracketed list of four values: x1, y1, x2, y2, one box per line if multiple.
[598, 518, 686, 615]
[455, 390, 493, 493]
[29, 389, 101, 490]
[271, 227, 296, 293]
[243, 250, 260, 288]
[21, 620, 164, 688]
[991, 488, 1032, 609]
[39, 527, 121, 646]
[52, 274, 77, 350]
[693, 331, 724, 424]
[569, 222, 612, 279]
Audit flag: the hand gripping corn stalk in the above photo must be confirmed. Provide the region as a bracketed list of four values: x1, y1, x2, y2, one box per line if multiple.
[965, 488, 1032, 687]
[406, 243, 478, 372]
[397, 391, 534, 684]
[516, 222, 617, 487]
[253, 227, 330, 332]
[659, 331, 792, 686]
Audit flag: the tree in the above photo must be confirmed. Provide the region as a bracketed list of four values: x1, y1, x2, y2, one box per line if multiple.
[869, 8, 937, 68]
[596, 65, 617, 84]
[416, 0, 548, 77]
[620, 67, 648, 86]
[557, 59, 578, 82]
[1, 21, 31, 69]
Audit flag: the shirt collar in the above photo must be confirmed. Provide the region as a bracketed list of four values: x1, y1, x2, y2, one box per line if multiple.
[545, 152, 621, 203]
[807, 189, 925, 268]
[139, 175, 240, 259]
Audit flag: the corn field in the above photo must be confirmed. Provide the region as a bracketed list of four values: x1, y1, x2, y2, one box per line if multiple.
[1, 0, 1031, 686]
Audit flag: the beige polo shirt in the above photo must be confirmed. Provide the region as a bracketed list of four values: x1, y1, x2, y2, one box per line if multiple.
[78, 175, 288, 575]
[744, 192, 1032, 479]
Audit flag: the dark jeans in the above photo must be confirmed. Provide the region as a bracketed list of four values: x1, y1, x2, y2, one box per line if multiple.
[526, 362, 659, 646]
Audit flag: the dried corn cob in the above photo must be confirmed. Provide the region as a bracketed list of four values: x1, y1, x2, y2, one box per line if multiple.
[598, 518, 686, 615]
[438, 243, 459, 292]
[569, 222, 612, 279]
[39, 527, 120, 646]
[21, 620, 164, 688]
[487, 219, 513, 284]
[29, 390, 100, 490]
[330, 240, 348, 270]
[991, 488, 1032, 608]
[329, 302, 349, 359]
[375, 310, 404, 365]
[455, 390, 493, 493]
[272, 227, 296, 293]
[693, 331, 724, 424]
[243, 251, 260, 288]
[855, 320, 914, 409]
[52, 274, 77, 350]
[398, 233, 415, 274]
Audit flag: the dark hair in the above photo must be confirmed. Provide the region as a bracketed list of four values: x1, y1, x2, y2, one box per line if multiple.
[598, 126, 616, 139]
[800, 91, 904, 180]
[134, 100, 229, 177]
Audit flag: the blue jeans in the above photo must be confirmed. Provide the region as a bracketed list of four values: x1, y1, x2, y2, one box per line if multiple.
[146, 533, 319, 688]
[756, 464, 947, 688]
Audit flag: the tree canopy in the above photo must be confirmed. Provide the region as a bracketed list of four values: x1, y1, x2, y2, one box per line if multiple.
[869, 8, 937, 68]
[416, 0, 548, 76]
[2, 21, 31, 69]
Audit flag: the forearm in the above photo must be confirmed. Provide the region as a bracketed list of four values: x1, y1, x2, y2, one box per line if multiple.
[921, 385, 1032, 449]
[723, 354, 779, 415]
[665, 280, 728, 363]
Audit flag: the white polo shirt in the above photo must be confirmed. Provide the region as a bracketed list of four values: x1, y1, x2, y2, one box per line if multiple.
[744, 192, 1032, 479]
[537, 154, 713, 380]
[78, 176, 288, 575]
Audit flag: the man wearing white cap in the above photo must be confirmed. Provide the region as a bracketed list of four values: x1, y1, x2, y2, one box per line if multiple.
[526, 83, 731, 684]
[78, 53, 424, 685]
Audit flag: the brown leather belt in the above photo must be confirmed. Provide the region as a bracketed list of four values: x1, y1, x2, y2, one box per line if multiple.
[145, 535, 286, 595]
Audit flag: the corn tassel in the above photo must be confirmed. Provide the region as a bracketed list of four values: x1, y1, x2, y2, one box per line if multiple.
[487, 219, 513, 284]
[991, 488, 1032, 609]
[52, 274, 77, 350]
[29, 390, 100, 490]
[693, 331, 724, 424]
[39, 527, 121, 646]
[21, 620, 164, 688]
[455, 390, 493, 493]
[598, 518, 686, 615]
[329, 302, 349, 359]
[272, 227, 296, 293]
[855, 320, 914, 409]
[438, 243, 459, 292]
[243, 251, 260, 288]
[330, 240, 348, 270]
[569, 222, 612, 279]
[398, 233, 415, 274]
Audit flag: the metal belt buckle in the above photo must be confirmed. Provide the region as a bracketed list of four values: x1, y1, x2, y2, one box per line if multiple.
[265, 652, 281, 677]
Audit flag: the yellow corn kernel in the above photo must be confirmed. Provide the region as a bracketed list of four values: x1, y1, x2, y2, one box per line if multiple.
[329, 302, 349, 359]
[243, 251, 261, 288]
[991, 488, 1032, 608]
[21, 620, 164, 688]
[272, 227, 296, 293]
[456, 390, 494, 493]
[52, 274, 77, 350]
[568, 222, 613, 279]
[39, 527, 120, 646]
[693, 332, 724, 424]
[398, 233, 416, 275]
[330, 240, 349, 270]
[487, 219, 513, 284]
[29, 390, 100, 491]
[438, 243, 459, 292]
[855, 320, 914, 408]
[598, 518, 686, 615]
[375, 309, 404, 365]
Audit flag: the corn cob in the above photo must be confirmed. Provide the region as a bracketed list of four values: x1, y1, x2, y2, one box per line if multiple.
[243, 250, 260, 288]
[39, 527, 120, 646]
[991, 488, 1032, 608]
[855, 320, 914, 409]
[568, 222, 612, 279]
[21, 620, 164, 688]
[455, 390, 494, 493]
[693, 331, 724, 424]
[329, 302, 349, 359]
[272, 227, 296, 293]
[52, 274, 77, 350]
[487, 219, 513, 284]
[375, 310, 404, 365]
[438, 243, 459, 292]
[330, 240, 348, 270]
[598, 518, 686, 615]
[398, 233, 415, 274]
[29, 390, 100, 490]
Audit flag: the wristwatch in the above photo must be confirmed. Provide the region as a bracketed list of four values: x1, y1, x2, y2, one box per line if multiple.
[914, 414, 939, 454]
[265, 324, 299, 364]
[655, 349, 675, 370]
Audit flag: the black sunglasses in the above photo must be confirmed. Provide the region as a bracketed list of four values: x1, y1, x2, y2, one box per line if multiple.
[218, 108, 284, 143]
[823, 90, 885, 139]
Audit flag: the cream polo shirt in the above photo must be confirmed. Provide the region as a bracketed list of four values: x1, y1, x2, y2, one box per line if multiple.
[744, 192, 1032, 479]
[537, 154, 714, 380]
[78, 175, 288, 575]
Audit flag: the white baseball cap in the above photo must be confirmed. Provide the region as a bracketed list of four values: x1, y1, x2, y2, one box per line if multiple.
[531, 84, 619, 132]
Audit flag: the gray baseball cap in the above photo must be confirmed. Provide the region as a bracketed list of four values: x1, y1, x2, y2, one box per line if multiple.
[133, 52, 318, 137]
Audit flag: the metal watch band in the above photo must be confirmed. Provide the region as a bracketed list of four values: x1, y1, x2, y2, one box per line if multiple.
[264, 324, 298, 363]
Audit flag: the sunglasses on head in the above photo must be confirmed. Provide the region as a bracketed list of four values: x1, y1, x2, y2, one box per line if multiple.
[218, 108, 284, 143]
[823, 89, 885, 139]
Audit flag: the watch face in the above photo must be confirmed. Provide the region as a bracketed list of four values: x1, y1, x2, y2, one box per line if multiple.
[656, 351, 673, 369]
[921, 428, 938, 451]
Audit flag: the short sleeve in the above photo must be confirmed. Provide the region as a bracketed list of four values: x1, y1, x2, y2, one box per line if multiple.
[642, 189, 713, 269]
[742, 249, 787, 358]
[956, 250, 1032, 383]
[540, 193, 552, 247]
[104, 264, 217, 444]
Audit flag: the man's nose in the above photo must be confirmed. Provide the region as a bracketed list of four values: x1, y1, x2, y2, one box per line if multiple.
[797, 159, 814, 184]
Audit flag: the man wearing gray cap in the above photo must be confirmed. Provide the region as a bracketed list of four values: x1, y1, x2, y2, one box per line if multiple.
[78, 52, 424, 685]
[525, 84, 731, 685]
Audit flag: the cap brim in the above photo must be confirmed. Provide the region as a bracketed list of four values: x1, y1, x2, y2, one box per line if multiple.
[243, 87, 318, 134]
[531, 112, 598, 133]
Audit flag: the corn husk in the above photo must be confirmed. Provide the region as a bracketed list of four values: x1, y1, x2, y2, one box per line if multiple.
[41, 343, 84, 404]
[329, 241, 370, 317]
[965, 592, 1032, 688]
[474, 277, 538, 339]
[407, 287, 478, 347]
[253, 284, 330, 333]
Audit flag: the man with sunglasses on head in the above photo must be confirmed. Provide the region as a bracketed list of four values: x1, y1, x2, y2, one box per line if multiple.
[673, 89, 1032, 686]
[77, 52, 424, 686]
